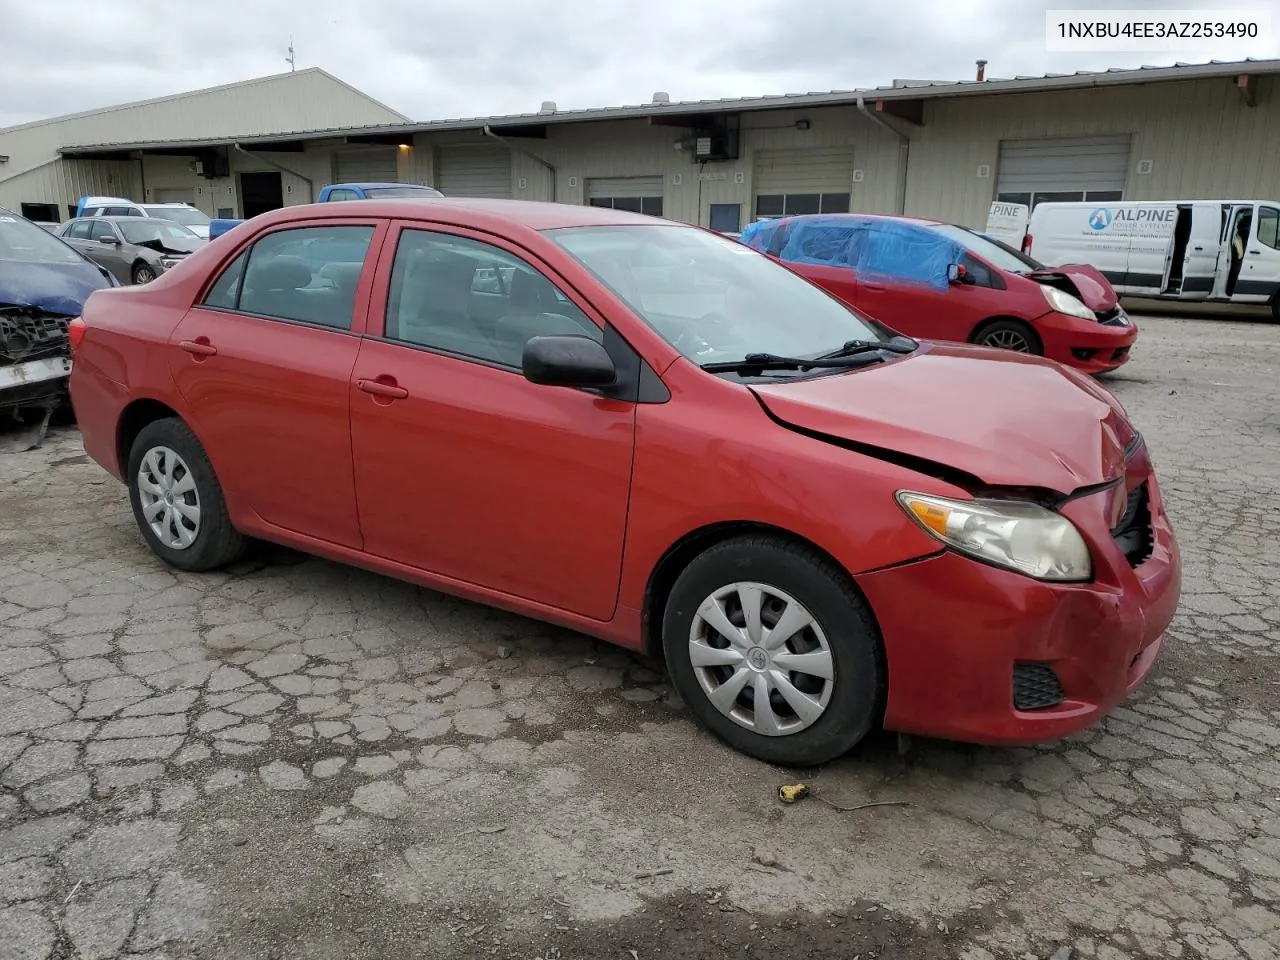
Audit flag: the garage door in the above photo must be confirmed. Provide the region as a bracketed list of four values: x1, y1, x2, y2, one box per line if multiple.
[996, 135, 1132, 208]
[586, 176, 664, 216]
[152, 187, 195, 204]
[334, 147, 399, 184]
[753, 147, 855, 218]
[435, 145, 513, 198]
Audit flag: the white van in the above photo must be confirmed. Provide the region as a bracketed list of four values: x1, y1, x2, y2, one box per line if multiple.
[74, 196, 212, 239]
[990, 200, 1280, 320]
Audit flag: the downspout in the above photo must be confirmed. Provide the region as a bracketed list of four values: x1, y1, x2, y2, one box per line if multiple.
[233, 144, 315, 202]
[856, 96, 909, 215]
[482, 124, 557, 203]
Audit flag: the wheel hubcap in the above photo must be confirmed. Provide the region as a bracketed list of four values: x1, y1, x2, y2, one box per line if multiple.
[984, 329, 1030, 352]
[136, 446, 201, 550]
[688, 582, 835, 737]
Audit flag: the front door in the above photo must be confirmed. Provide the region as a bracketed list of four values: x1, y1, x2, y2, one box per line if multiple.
[349, 223, 636, 621]
[167, 220, 385, 548]
[86, 220, 130, 283]
[1237, 203, 1280, 304]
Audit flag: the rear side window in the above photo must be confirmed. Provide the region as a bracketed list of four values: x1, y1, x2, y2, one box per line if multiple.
[104, 206, 138, 217]
[325, 189, 359, 202]
[68, 221, 93, 240]
[203, 225, 375, 331]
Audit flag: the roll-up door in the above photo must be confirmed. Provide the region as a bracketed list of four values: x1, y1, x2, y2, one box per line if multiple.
[586, 176, 664, 215]
[334, 147, 399, 184]
[435, 145, 513, 198]
[753, 147, 855, 218]
[995, 135, 1132, 208]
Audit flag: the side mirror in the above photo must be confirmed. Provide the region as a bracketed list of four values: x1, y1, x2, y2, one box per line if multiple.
[947, 263, 967, 284]
[98, 235, 120, 245]
[522, 335, 617, 388]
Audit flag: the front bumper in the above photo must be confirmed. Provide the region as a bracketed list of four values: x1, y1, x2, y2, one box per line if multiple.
[1036, 309, 1138, 374]
[0, 357, 72, 409]
[857, 452, 1179, 746]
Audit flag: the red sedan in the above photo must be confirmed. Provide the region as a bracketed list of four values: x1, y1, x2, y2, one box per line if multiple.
[738, 214, 1138, 375]
[68, 199, 1180, 765]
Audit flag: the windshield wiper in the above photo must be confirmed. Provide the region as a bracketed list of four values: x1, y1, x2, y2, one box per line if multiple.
[700, 351, 889, 374]
[818, 335, 918, 359]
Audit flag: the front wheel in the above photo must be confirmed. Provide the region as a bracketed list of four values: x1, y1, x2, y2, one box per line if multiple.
[972, 318, 1043, 355]
[126, 418, 245, 571]
[661, 536, 885, 766]
[132, 263, 156, 285]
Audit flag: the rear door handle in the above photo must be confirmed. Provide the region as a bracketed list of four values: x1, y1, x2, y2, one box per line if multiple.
[179, 338, 217, 356]
[862, 282, 886, 291]
[357, 377, 408, 400]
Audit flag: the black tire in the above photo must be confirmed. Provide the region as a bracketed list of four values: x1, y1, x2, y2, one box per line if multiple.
[972, 318, 1043, 355]
[661, 536, 885, 767]
[132, 263, 156, 285]
[126, 417, 245, 571]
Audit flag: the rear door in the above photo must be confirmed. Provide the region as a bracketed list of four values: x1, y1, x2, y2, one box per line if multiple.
[1179, 203, 1226, 299]
[167, 219, 387, 548]
[1239, 203, 1280, 303]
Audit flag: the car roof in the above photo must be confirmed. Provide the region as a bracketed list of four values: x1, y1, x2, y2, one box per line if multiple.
[140, 202, 194, 207]
[760, 213, 945, 229]
[329, 182, 436, 190]
[243, 197, 686, 233]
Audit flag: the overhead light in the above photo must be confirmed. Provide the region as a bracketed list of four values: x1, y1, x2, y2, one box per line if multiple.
[398, 143, 411, 151]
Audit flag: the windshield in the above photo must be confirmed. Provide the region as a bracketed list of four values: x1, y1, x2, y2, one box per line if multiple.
[926, 223, 1044, 273]
[359, 186, 443, 199]
[142, 206, 210, 227]
[119, 220, 200, 244]
[548, 224, 889, 365]
[0, 211, 85, 265]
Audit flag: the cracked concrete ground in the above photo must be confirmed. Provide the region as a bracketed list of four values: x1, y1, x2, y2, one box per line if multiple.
[1, 312, 1279, 959]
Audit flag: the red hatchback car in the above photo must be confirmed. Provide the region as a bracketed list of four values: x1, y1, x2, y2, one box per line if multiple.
[68, 199, 1180, 765]
[739, 213, 1138, 375]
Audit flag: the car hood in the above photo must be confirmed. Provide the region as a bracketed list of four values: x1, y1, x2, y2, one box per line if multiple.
[750, 343, 1134, 495]
[133, 236, 204, 256]
[1028, 264, 1118, 312]
[0, 258, 113, 315]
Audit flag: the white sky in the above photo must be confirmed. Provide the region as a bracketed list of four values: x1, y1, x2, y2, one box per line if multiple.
[0, 0, 1276, 128]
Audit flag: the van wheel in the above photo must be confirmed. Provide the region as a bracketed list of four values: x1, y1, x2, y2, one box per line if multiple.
[972, 318, 1043, 355]
[661, 536, 884, 766]
[126, 418, 245, 571]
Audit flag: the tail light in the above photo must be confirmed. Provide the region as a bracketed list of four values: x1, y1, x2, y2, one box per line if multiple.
[68, 316, 86, 354]
[1022, 233, 1033, 255]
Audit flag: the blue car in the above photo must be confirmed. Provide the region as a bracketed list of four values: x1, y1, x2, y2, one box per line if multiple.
[0, 207, 115, 437]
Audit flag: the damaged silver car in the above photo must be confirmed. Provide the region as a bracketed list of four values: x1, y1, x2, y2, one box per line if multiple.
[57, 216, 206, 286]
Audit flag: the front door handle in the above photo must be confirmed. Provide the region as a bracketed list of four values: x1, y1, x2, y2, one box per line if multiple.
[357, 377, 408, 400]
[179, 338, 217, 356]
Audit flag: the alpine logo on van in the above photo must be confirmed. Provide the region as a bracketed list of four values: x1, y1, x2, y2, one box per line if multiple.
[1089, 208, 1113, 230]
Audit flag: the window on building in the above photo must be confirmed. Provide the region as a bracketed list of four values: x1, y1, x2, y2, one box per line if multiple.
[709, 203, 741, 234]
[206, 225, 375, 330]
[588, 195, 663, 216]
[384, 229, 601, 368]
[997, 189, 1124, 209]
[755, 193, 851, 218]
[19, 202, 59, 222]
[1257, 206, 1280, 251]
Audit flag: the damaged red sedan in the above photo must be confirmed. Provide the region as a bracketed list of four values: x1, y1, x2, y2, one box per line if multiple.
[739, 213, 1137, 375]
[69, 199, 1180, 765]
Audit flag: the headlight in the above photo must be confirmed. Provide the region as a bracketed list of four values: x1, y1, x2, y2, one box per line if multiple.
[1039, 284, 1096, 321]
[160, 258, 182, 270]
[896, 491, 1092, 582]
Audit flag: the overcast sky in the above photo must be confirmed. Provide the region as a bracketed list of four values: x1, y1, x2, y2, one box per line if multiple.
[1, 0, 1276, 128]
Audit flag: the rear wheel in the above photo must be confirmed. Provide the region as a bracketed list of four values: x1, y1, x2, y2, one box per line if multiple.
[126, 418, 245, 571]
[972, 318, 1043, 355]
[132, 263, 156, 285]
[661, 536, 884, 766]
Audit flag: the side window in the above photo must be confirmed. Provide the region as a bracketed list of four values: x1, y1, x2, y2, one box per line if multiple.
[103, 206, 135, 217]
[960, 252, 995, 288]
[89, 221, 117, 242]
[1258, 206, 1280, 251]
[326, 189, 358, 202]
[203, 250, 250, 310]
[233, 225, 375, 330]
[856, 223, 955, 287]
[68, 221, 93, 240]
[385, 229, 601, 368]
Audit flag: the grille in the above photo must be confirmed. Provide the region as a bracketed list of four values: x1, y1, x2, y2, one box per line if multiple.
[1096, 306, 1129, 326]
[1013, 662, 1066, 711]
[1111, 482, 1154, 567]
[0, 311, 71, 365]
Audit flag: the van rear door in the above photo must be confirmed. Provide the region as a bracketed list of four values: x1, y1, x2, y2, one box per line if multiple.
[985, 202, 1029, 247]
[1178, 203, 1226, 298]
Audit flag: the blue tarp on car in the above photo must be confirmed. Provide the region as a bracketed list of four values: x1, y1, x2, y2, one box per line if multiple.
[740, 215, 964, 292]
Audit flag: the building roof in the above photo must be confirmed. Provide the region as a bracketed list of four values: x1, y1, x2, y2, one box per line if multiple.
[3, 68, 410, 137]
[57, 57, 1280, 156]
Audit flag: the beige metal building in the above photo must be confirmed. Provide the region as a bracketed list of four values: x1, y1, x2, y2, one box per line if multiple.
[0, 68, 409, 220]
[6, 58, 1279, 231]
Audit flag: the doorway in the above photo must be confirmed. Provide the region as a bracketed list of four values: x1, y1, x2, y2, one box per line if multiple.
[1162, 206, 1193, 294]
[1225, 205, 1252, 297]
[239, 171, 283, 219]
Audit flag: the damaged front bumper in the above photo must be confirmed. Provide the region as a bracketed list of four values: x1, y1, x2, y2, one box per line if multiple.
[1, 308, 74, 445]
